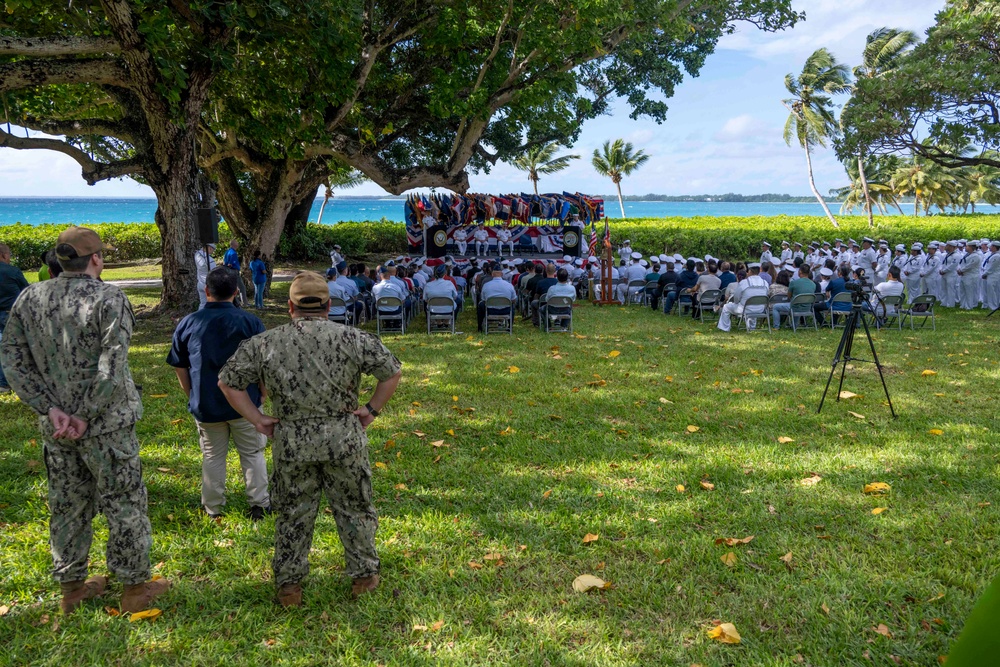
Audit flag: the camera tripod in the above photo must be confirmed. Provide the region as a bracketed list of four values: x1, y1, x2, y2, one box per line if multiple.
[818, 301, 897, 418]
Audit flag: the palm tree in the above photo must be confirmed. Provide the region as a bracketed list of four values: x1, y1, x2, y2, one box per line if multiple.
[783, 48, 852, 228]
[963, 157, 1000, 212]
[591, 139, 650, 218]
[511, 142, 580, 196]
[316, 168, 367, 225]
[833, 154, 905, 215]
[850, 28, 919, 226]
[890, 153, 961, 215]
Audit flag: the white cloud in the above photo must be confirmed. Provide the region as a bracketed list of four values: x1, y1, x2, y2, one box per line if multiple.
[714, 114, 771, 143]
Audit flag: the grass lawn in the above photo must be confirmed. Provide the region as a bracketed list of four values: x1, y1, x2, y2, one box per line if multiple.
[1, 286, 998, 666]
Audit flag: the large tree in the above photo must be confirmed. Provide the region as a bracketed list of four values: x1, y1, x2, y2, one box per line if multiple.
[0, 0, 260, 311]
[782, 47, 851, 228]
[840, 0, 1000, 171]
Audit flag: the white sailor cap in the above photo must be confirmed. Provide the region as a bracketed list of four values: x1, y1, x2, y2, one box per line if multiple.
[958, 239, 968, 245]
[623, 239, 631, 244]
[878, 240, 888, 248]
[945, 240, 957, 246]
[863, 237, 875, 244]
[851, 240, 860, 247]
[630, 251, 642, 260]
[658, 254, 669, 263]
[781, 240, 789, 246]
[639, 259, 648, 267]
[673, 253, 684, 262]
[574, 257, 584, 266]
[835, 238, 843, 244]
[820, 267, 833, 277]
[649, 255, 658, 263]
[822, 241, 831, 247]
[563, 255, 573, 262]
[793, 241, 802, 246]
[895, 244, 906, 252]
[928, 241, 940, 249]
[588, 256, 598, 263]
[687, 256, 699, 264]
[982, 238, 991, 245]
[513, 258, 523, 265]
[992, 240, 1000, 248]
[911, 242, 923, 250]
[762, 241, 771, 247]
[704, 254, 714, 263]
[749, 262, 761, 269]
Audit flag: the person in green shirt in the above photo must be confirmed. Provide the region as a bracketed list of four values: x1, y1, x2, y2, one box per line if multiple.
[771, 265, 817, 329]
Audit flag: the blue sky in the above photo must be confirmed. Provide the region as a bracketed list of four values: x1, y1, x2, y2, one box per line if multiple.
[0, 0, 944, 199]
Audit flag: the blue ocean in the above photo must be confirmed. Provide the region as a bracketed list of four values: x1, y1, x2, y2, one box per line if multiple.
[1, 197, 998, 226]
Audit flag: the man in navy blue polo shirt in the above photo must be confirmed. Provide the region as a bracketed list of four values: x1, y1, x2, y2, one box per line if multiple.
[167, 268, 271, 520]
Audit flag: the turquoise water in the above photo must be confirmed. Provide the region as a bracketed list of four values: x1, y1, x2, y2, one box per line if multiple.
[1, 197, 997, 226]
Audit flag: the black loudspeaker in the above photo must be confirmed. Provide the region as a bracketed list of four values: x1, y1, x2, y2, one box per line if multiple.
[427, 224, 448, 258]
[562, 227, 581, 257]
[196, 208, 220, 245]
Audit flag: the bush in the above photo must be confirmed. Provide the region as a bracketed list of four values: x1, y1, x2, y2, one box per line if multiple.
[4, 214, 999, 270]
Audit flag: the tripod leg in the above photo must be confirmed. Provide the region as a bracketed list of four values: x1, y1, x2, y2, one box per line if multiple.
[859, 311, 897, 418]
[818, 310, 854, 414]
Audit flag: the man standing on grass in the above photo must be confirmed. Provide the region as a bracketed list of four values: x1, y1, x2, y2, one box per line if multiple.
[0, 242, 29, 394]
[167, 267, 271, 521]
[218, 272, 401, 607]
[0, 227, 169, 614]
[223, 239, 247, 306]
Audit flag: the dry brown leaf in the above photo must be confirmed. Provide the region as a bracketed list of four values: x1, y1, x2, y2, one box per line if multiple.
[105, 606, 119, 616]
[779, 552, 793, 564]
[582, 533, 600, 544]
[686, 425, 700, 433]
[156, 467, 172, 473]
[128, 608, 162, 622]
[777, 436, 795, 444]
[374, 461, 387, 470]
[721, 552, 737, 567]
[572, 574, 610, 593]
[170, 418, 183, 426]
[412, 624, 428, 631]
[413, 430, 426, 438]
[433, 455, 441, 463]
[467, 561, 483, 570]
[700, 480, 715, 491]
[430, 440, 448, 448]
[499, 426, 514, 436]
[921, 370, 938, 377]
[874, 623, 892, 638]
[864, 482, 891, 495]
[715, 535, 755, 546]
[801, 474, 823, 486]
[839, 390, 859, 399]
[706, 622, 741, 644]
[821, 603, 830, 615]
[608, 350, 621, 358]
[871, 507, 887, 515]
[150, 394, 168, 399]
[394, 483, 407, 490]
[483, 552, 503, 561]
[848, 411, 866, 420]
[508, 366, 520, 373]
[446, 428, 456, 436]
[542, 489, 552, 499]
[659, 397, 673, 404]
[0, 605, 9, 617]
[430, 620, 445, 631]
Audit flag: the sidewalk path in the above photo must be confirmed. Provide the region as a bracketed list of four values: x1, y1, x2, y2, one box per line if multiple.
[109, 272, 297, 289]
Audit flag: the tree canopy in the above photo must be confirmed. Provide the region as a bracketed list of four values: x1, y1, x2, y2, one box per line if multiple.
[839, 0, 1000, 170]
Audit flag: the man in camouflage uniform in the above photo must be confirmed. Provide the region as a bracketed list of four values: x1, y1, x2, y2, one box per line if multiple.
[218, 271, 402, 607]
[0, 227, 170, 614]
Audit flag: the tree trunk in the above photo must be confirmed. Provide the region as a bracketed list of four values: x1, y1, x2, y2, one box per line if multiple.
[857, 153, 874, 228]
[914, 195, 919, 216]
[284, 188, 317, 237]
[151, 172, 200, 313]
[316, 185, 332, 225]
[533, 177, 538, 196]
[616, 180, 626, 219]
[804, 143, 839, 228]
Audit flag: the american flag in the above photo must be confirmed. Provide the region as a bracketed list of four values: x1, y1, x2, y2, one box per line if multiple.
[588, 220, 598, 257]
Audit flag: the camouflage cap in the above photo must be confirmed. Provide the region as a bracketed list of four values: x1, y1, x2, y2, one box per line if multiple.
[55, 226, 113, 260]
[289, 271, 329, 310]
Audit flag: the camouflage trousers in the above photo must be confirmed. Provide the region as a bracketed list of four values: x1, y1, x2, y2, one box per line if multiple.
[42, 426, 152, 585]
[271, 446, 379, 586]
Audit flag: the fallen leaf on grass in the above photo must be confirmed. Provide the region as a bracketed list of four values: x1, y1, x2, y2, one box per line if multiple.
[156, 467, 172, 473]
[921, 370, 938, 377]
[412, 624, 428, 631]
[864, 482, 891, 495]
[446, 429, 456, 436]
[429, 440, 448, 448]
[821, 603, 830, 615]
[150, 394, 168, 399]
[394, 483, 407, 490]
[848, 411, 866, 420]
[658, 397, 673, 404]
[572, 574, 610, 593]
[483, 552, 503, 561]
[927, 592, 945, 602]
[839, 391, 859, 399]
[508, 366, 520, 373]
[582, 533, 600, 544]
[874, 623, 892, 638]
[433, 455, 441, 463]
[872, 507, 887, 515]
[129, 608, 161, 622]
[412, 430, 426, 438]
[715, 536, 755, 546]
[686, 425, 700, 433]
[800, 474, 823, 486]
[929, 429, 944, 436]
[700, 481, 715, 491]
[676, 485, 685, 492]
[706, 622, 741, 644]
[430, 620, 445, 631]
[105, 606, 119, 616]
[374, 461, 388, 470]
[467, 561, 483, 570]
[542, 489, 552, 499]
[777, 436, 795, 444]
[608, 350, 621, 358]
[499, 426, 514, 436]
[0, 605, 9, 617]
[721, 552, 737, 567]
[170, 418, 183, 426]
[779, 552, 793, 565]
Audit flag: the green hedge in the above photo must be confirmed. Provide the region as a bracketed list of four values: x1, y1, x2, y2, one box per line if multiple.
[3, 215, 1000, 270]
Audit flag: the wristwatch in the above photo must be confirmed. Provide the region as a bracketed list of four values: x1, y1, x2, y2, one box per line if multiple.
[365, 402, 380, 418]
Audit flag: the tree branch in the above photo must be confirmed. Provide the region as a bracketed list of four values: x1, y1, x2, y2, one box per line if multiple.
[0, 126, 144, 184]
[0, 36, 121, 57]
[0, 57, 129, 93]
[18, 115, 134, 141]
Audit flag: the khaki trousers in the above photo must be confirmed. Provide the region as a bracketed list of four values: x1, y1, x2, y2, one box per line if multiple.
[195, 417, 270, 514]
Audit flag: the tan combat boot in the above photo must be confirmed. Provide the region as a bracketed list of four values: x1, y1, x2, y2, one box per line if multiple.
[120, 577, 171, 613]
[351, 574, 379, 598]
[59, 575, 108, 614]
[277, 583, 302, 608]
